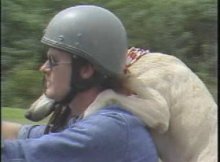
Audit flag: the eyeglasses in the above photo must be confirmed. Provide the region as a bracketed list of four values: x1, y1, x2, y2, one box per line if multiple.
[44, 56, 72, 69]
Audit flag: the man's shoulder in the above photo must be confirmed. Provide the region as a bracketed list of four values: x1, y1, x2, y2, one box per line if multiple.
[72, 104, 147, 139]
[84, 104, 141, 127]
[68, 105, 137, 137]
[80, 105, 133, 128]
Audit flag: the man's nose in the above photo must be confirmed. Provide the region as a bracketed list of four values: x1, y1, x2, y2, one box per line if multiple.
[39, 61, 50, 73]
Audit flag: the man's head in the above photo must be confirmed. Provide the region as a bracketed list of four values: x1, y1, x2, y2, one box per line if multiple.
[40, 5, 128, 103]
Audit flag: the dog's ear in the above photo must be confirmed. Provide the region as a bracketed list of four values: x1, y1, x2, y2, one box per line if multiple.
[25, 94, 55, 122]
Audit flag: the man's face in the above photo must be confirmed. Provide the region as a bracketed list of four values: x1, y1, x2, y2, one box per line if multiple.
[40, 47, 72, 101]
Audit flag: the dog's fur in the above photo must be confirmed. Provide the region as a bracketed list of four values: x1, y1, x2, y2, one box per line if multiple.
[126, 53, 217, 162]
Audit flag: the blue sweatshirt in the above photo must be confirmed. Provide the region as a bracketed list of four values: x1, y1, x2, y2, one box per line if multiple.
[3, 105, 158, 162]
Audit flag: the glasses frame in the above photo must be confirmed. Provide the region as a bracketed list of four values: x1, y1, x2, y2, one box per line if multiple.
[44, 56, 72, 69]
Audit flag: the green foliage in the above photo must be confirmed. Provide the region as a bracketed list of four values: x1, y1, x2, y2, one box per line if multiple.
[2, 107, 48, 124]
[2, 69, 43, 108]
[1, 0, 217, 109]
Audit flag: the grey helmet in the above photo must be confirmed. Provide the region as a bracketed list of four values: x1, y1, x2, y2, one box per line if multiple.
[41, 5, 128, 76]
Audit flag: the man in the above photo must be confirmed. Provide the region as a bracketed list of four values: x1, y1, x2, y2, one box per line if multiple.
[2, 5, 158, 162]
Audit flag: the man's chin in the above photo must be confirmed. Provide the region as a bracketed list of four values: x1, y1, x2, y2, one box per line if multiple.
[44, 90, 56, 100]
[45, 87, 71, 102]
[45, 91, 64, 102]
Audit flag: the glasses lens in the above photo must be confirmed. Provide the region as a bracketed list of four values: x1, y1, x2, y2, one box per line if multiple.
[48, 56, 57, 68]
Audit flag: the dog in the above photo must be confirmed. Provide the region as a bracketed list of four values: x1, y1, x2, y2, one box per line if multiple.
[125, 48, 217, 162]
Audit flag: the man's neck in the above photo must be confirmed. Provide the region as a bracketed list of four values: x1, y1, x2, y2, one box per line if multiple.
[68, 87, 102, 117]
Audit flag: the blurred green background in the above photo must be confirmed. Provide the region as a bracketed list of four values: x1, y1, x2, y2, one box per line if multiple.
[2, 107, 48, 124]
[2, 0, 217, 111]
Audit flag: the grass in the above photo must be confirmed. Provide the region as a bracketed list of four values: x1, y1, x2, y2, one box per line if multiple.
[2, 107, 49, 125]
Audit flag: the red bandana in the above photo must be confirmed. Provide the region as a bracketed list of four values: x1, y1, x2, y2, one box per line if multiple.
[126, 47, 150, 68]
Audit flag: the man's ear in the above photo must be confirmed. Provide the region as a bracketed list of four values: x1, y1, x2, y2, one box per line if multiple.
[80, 64, 95, 79]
